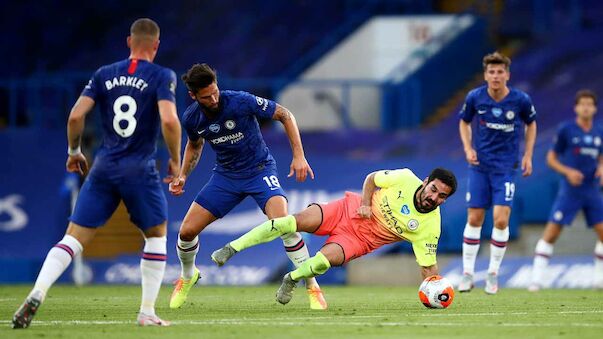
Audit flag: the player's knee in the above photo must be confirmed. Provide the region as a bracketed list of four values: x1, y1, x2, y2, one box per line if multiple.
[467, 213, 485, 226]
[493, 218, 509, 229]
[178, 228, 198, 242]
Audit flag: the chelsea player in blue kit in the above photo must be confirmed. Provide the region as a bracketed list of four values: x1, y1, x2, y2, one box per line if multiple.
[168, 64, 327, 310]
[12, 19, 181, 328]
[458, 52, 537, 294]
[530, 90, 603, 291]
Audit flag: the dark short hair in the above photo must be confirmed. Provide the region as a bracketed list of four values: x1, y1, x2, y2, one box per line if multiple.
[428, 168, 457, 197]
[483, 51, 511, 71]
[181, 63, 217, 93]
[575, 89, 597, 106]
[130, 18, 159, 39]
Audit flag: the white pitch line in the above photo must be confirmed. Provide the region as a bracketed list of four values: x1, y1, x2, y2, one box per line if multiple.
[1, 319, 603, 328]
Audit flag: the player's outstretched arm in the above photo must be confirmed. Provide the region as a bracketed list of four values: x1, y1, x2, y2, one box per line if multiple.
[522, 121, 537, 177]
[158, 100, 182, 183]
[66, 96, 95, 175]
[420, 264, 439, 280]
[170, 138, 204, 196]
[459, 120, 479, 165]
[272, 104, 314, 182]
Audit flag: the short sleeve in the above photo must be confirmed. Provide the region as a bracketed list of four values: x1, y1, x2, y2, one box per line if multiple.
[182, 104, 201, 142]
[157, 69, 177, 103]
[241, 91, 276, 119]
[81, 70, 100, 100]
[552, 124, 567, 155]
[374, 169, 411, 188]
[412, 232, 439, 267]
[458, 92, 476, 123]
[519, 93, 537, 124]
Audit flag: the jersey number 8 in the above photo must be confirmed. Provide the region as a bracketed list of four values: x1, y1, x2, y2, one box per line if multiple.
[112, 95, 138, 138]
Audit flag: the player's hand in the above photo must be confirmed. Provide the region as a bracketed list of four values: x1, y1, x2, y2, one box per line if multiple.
[565, 169, 584, 186]
[169, 176, 186, 196]
[595, 165, 603, 186]
[163, 158, 180, 184]
[521, 155, 533, 177]
[66, 153, 89, 176]
[464, 148, 479, 165]
[288, 156, 315, 182]
[357, 205, 372, 219]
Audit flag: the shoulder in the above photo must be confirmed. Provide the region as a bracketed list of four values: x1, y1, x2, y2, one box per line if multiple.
[182, 102, 201, 127]
[468, 86, 487, 98]
[510, 87, 533, 103]
[557, 120, 573, 133]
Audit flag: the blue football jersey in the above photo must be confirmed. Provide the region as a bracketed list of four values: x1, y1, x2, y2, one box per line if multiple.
[459, 85, 536, 172]
[552, 120, 603, 189]
[81, 59, 177, 165]
[182, 90, 277, 178]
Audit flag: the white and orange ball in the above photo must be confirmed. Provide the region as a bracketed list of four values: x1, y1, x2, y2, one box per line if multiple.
[418, 275, 455, 309]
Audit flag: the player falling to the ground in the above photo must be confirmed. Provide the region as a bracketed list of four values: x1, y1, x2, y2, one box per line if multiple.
[12, 18, 181, 328]
[458, 51, 537, 294]
[211, 168, 457, 305]
[530, 90, 603, 291]
[168, 63, 327, 310]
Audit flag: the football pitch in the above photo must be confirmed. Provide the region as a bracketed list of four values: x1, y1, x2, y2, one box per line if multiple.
[0, 285, 601, 338]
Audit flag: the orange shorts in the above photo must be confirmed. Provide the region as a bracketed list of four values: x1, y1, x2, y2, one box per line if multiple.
[313, 192, 397, 263]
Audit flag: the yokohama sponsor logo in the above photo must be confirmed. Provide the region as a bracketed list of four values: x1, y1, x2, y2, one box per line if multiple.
[485, 122, 514, 132]
[210, 132, 244, 145]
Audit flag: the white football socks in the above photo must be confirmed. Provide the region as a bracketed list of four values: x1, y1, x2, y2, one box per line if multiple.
[31, 235, 83, 301]
[140, 236, 167, 316]
[462, 224, 482, 275]
[177, 235, 199, 280]
[531, 239, 553, 286]
[488, 227, 509, 275]
[281, 232, 319, 289]
[594, 241, 603, 287]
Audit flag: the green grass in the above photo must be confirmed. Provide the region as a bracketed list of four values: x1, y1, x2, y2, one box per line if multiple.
[0, 285, 601, 338]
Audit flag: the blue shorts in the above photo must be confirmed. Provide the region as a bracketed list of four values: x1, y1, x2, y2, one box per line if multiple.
[466, 166, 517, 208]
[70, 163, 167, 230]
[548, 187, 603, 227]
[194, 166, 286, 218]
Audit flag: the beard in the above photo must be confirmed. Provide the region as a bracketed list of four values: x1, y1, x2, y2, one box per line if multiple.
[198, 100, 219, 114]
[416, 187, 438, 213]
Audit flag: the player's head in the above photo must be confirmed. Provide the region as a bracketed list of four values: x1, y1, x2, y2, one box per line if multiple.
[483, 52, 511, 91]
[127, 18, 160, 60]
[416, 168, 457, 213]
[182, 63, 220, 112]
[574, 89, 597, 120]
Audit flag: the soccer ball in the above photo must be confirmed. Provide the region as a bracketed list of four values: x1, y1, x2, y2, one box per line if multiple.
[418, 275, 455, 309]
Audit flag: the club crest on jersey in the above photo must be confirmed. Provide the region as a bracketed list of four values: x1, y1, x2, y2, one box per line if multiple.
[408, 219, 419, 231]
[492, 107, 503, 117]
[595, 137, 601, 147]
[209, 124, 221, 133]
[401, 205, 410, 215]
[505, 110, 515, 120]
[225, 120, 236, 130]
[584, 135, 593, 144]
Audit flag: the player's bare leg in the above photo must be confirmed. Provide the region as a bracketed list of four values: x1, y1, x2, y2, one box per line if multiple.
[485, 205, 511, 295]
[13, 223, 95, 329]
[265, 197, 327, 310]
[460, 208, 485, 292]
[529, 222, 562, 292]
[593, 223, 603, 288]
[277, 242, 342, 305]
[138, 223, 170, 326]
[171, 202, 216, 309]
